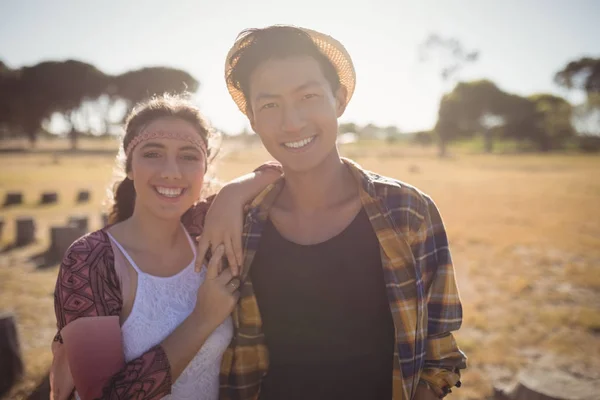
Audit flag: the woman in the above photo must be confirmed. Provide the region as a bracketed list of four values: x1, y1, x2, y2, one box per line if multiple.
[51, 94, 281, 400]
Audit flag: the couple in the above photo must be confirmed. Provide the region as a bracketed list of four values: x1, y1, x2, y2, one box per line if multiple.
[51, 25, 466, 400]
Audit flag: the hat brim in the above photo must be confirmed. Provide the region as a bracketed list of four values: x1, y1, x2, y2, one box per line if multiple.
[224, 26, 356, 116]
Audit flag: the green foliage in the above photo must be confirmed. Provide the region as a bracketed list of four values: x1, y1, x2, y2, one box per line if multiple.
[578, 135, 600, 153]
[528, 93, 576, 151]
[555, 57, 600, 95]
[339, 122, 358, 133]
[435, 81, 576, 153]
[412, 130, 434, 146]
[114, 67, 198, 107]
[0, 61, 199, 147]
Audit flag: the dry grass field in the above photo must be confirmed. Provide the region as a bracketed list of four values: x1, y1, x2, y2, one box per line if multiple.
[1, 138, 599, 399]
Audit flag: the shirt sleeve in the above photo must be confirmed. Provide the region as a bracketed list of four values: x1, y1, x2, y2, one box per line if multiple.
[53, 233, 172, 400]
[414, 195, 467, 396]
[181, 195, 216, 237]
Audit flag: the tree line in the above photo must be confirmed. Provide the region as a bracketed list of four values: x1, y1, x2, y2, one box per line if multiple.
[341, 56, 600, 155]
[0, 59, 197, 147]
[1, 54, 598, 154]
[434, 57, 600, 155]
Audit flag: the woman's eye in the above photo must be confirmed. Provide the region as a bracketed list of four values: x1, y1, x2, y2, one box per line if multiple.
[181, 154, 200, 161]
[143, 152, 160, 158]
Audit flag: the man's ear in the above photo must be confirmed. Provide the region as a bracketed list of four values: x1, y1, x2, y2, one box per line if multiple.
[335, 86, 348, 117]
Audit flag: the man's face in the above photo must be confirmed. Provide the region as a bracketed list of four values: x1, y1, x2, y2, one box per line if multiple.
[248, 56, 347, 173]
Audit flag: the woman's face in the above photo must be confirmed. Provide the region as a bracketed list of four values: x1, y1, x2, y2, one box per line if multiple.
[127, 117, 206, 221]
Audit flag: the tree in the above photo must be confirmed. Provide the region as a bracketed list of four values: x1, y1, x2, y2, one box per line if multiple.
[434, 81, 575, 152]
[384, 125, 401, 137]
[114, 67, 199, 111]
[418, 34, 479, 83]
[358, 123, 382, 139]
[339, 122, 358, 134]
[412, 130, 434, 147]
[0, 61, 18, 138]
[0, 61, 200, 147]
[419, 34, 479, 156]
[47, 60, 111, 148]
[555, 57, 600, 95]
[2, 60, 111, 146]
[528, 94, 575, 151]
[572, 94, 600, 136]
[555, 57, 600, 136]
[497, 93, 537, 149]
[435, 80, 506, 153]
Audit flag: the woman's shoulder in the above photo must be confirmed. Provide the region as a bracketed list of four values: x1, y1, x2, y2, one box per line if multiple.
[58, 228, 119, 289]
[61, 228, 114, 268]
[55, 228, 122, 326]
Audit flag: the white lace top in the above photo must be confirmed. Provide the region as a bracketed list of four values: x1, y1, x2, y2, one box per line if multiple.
[106, 228, 233, 400]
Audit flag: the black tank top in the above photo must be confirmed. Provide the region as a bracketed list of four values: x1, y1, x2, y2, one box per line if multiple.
[250, 208, 395, 400]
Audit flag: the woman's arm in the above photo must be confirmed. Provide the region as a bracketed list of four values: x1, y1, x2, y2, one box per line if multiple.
[182, 161, 283, 273]
[62, 310, 216, 400]
[54, 237, 237, 400]
[53, 235, 172, 400]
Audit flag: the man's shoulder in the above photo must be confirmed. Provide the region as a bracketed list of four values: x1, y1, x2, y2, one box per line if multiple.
[361, 168, 432, 208]
[344, 157, 432, 205]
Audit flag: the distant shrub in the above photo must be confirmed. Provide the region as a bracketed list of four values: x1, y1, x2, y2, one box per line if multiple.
[413, 130, 434, 147]
[578, 135, 600, 153]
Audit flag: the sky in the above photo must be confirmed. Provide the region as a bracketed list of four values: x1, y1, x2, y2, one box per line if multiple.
[1, 0, 599, 135]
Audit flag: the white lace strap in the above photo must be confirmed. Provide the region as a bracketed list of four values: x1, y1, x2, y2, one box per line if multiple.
[105, 231, 144, 274]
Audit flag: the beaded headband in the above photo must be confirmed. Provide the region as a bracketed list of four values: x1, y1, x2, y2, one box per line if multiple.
[125, 130, 208, 158]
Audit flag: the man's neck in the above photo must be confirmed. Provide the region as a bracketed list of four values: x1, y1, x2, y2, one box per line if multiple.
[278, 149, 358, 215]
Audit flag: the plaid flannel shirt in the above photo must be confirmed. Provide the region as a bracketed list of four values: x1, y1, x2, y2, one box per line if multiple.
[219, 158, 467, 399]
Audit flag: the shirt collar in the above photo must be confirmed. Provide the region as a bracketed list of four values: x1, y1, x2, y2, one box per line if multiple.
[247, 157, 380, 217]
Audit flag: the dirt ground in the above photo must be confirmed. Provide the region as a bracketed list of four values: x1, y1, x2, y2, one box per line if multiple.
[1, 139, 598, 399]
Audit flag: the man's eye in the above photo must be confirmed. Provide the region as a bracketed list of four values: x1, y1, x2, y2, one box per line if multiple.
[303, 93, 319, 100]
[261, 103, 277, 110]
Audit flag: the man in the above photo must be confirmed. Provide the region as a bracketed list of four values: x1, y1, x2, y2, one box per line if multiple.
[219, 25, 466, 400]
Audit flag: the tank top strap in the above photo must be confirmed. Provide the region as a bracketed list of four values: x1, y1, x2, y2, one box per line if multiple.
[105, 231, 144, 274]
[181, 222, 197, 259]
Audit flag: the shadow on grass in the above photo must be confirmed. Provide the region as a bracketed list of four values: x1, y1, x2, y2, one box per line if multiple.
[0, 241, 36, 254]
[27, 373, 50, 400]
[29, 248, 60, 270]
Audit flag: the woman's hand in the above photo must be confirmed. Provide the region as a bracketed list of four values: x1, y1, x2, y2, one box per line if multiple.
[193, 245, 240, 332]
[195, 184, 245, 276]
[195, 166, 282, 275]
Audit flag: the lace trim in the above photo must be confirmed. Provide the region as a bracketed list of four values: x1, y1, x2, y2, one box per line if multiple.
[125, 130, 207, 158]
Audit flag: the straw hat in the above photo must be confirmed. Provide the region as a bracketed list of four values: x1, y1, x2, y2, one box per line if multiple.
[224, 25, 356, 116]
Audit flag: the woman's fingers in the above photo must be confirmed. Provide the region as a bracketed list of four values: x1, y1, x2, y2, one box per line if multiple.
[226, 277, 241, 293]
[223, 235, 239, 276]
[216, 267, 233, 285]
[232, 228, 243, 271]
[195, 235, 211, 272]
[206, 244, 224, 279]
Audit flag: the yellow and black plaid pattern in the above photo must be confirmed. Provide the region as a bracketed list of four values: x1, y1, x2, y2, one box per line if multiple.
[219, 158, 467, 400]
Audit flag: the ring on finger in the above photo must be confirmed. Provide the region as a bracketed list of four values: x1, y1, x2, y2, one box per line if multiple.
[228, 277, 241, 291]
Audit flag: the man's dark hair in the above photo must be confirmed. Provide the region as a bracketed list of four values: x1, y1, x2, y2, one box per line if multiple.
[226, 26, 341, 114]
